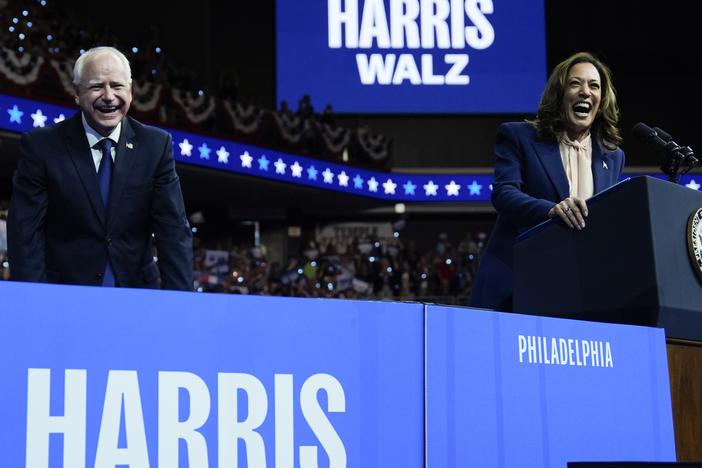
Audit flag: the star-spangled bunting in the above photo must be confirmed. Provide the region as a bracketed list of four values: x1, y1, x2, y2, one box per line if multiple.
[8, 94, 659, 204]
[216, 146, 229, 164]
[240, 150, 253, 168]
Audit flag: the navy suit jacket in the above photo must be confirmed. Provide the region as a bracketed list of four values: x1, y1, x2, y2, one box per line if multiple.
[470, 122, 625, 311]
[8, 113, 193, 290]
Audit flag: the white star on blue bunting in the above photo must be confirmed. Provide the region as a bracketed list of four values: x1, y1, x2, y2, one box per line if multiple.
[274, 158, 287, 175]
[30, 109, 47, 127]
[216, 146, 229, 164]
[382, 178, 397, 195]
[240, 150, 253, 168]
[445, 180, 461, 196]
[687, 179, 701, 191]
[424, 181, 438, 196]
[290, 161, 303, 178]
[368, 177, 379, 192]
[178, 139, 193, 157]
[338, 171, 349, 187]
[322, 168, 334, 184]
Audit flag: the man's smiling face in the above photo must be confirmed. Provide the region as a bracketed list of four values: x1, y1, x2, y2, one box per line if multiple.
[74, 52, 132, 136]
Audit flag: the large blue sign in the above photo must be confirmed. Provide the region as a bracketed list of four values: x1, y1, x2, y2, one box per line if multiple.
[276, 0, 547, 113]
[0, 281, 425, 467]
[426, 305, 676, 467]
[0, 281, 677, 467]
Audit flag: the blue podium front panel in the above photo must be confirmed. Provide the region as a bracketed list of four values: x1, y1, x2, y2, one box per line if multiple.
[426, 306, 676, 468]
[0, 281, 424, 468]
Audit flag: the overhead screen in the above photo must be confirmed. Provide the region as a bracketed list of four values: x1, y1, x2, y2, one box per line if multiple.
[276, 0, 547, 114]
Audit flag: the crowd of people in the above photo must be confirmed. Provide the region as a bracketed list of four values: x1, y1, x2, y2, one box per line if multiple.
[0, 1, 391, 166]
[0, 198, 486, 305]
[193, 231, 487, 304]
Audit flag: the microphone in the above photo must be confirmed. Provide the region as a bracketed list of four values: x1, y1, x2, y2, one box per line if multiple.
[632, 122, 670, 151]
[653, 126, 673, 142]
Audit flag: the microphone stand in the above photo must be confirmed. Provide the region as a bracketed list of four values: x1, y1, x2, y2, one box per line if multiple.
[660, 142, 682, 184]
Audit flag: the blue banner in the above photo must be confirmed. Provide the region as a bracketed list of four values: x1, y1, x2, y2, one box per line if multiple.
[276, 0, 547, 113]
[3, 94, 702, 202]
[0, 281, 425, 467]
[0, 93, 494, 202]
[425, 305, 676, 467]
[0, 281, 677, 467]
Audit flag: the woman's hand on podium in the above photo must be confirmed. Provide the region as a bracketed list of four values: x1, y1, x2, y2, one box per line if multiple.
[548, 196, 588, 230]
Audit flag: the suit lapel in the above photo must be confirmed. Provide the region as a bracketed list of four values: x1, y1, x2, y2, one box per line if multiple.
[61, 113, 106, 227]
[532, 140, 569, 200]
[591, 139, 612, 194]
[108, 118, 138, 225]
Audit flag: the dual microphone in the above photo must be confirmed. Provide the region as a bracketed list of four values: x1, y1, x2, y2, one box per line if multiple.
[632, 123, 698, 183]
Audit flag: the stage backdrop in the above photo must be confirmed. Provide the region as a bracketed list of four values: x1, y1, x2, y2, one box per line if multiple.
[276, 0, 547, 113]
[0, 281, 676, 467]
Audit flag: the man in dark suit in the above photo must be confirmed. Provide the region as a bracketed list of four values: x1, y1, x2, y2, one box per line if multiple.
[8, 46, 193, 290]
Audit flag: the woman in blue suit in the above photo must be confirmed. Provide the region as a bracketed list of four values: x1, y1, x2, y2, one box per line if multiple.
[470, 52, 625, 311]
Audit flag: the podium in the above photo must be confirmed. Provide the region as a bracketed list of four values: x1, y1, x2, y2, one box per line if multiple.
[514, 175, 702, 460]
[514, 176, 702, 341]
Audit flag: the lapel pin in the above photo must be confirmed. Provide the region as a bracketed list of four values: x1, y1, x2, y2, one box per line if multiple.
[126, 142, 134, 149]
[602, 161, 608, 170]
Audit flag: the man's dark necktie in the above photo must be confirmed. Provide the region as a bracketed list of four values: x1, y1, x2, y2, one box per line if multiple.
[97, 138, 116, 286]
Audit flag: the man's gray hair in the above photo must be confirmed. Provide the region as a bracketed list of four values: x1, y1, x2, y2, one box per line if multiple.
[72, 46, 132, 86]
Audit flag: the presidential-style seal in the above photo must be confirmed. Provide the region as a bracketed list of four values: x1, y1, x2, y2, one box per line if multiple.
[687, 208, 702, 282]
